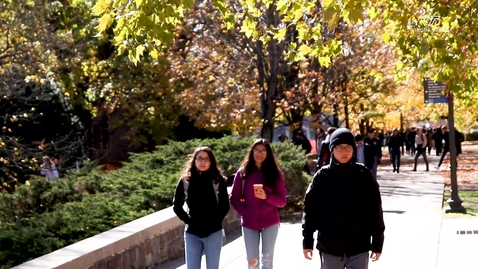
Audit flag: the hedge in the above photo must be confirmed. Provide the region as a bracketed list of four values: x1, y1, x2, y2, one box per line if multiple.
[0, 136, 310, 268]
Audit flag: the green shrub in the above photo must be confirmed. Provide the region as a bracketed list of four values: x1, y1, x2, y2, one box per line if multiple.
[0, 137, 310, 268]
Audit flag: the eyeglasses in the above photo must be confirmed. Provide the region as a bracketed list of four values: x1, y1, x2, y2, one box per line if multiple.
[195, 157, 210, 163]
[334, 146, 354, 152]
[253, 149, 267, 155]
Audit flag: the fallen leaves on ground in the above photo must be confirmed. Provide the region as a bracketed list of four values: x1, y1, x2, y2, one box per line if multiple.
[435, 154, 478, 191]
[380, 144, 478, 191]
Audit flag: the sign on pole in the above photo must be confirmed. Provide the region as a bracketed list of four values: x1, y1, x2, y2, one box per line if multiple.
[424, 77, 448, 104]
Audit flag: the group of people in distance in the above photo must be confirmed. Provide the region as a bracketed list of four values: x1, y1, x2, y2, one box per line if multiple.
[173, 128, 385, 269]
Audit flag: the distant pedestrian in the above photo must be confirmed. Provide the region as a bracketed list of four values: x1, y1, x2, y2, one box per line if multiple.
[355, 134, 366, 165]
[412, 127, 429, 171]
[318, 127, 337, 169]
[40, 156, 59, 180]
[387, 128, 403, 173]
[316, 128, 326, 153]
[435, 126, 464, 170]
[294, 130, 312, 154]
[364, 128, 382, 180]
[302, 128, 385, 269]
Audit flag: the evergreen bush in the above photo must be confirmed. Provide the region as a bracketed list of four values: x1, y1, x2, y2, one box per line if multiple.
[0, 136, 310, 268]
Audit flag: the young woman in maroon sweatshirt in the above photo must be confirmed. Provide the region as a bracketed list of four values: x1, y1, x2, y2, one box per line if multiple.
[230, 139, 287, 269]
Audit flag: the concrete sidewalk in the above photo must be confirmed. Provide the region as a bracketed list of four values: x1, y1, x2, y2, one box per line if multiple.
[160, 164, 445, 269]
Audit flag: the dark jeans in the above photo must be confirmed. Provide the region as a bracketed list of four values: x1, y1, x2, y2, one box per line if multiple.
[410, 143, 416, 156]
[413, 145, 429, 170]
[390, 149, 401, 170]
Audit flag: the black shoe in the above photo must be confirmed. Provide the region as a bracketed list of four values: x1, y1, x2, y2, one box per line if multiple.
[397, 169, 400, 173]
[393, 168, 396, 173]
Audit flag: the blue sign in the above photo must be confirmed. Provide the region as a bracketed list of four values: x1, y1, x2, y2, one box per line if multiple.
[424, 78, 448, 104]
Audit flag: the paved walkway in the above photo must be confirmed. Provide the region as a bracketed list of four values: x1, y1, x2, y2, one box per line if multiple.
[160, 162, 474, 269]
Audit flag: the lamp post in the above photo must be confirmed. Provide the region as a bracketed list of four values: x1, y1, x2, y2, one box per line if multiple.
[445, 91, 466, 213]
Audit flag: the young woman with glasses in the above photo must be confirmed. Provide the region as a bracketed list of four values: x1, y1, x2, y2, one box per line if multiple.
[173, 147, 230, 269]
[230, 139, 287, 269]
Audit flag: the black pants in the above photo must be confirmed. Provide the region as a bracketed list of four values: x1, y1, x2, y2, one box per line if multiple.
[435, 144, 442, 156]
[413, 145, 429, 170]
[437, 149, 458, 167]
[390, 149, 401, 170]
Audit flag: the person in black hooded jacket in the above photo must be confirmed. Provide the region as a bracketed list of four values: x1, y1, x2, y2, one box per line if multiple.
[173, 146, 230, 269]
[302, 128, 385, 269]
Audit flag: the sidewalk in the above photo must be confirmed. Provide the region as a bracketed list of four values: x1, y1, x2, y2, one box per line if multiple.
[159, 163, 454, 269]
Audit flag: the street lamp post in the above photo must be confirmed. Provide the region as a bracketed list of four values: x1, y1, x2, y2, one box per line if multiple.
[445, 91, 466, 213]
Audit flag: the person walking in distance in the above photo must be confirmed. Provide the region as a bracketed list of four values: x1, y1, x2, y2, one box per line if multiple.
[363, 128, 382, 180]
[435, 126, 465, 170]
[172, 147, 230, 269]
[302, 128, 385, 269]
[412, 127, 429, 171]
[354, 134, 366, 165]
[387, 128, 403, 173]
[40, 156, 60, 180]
[230, 139, 287, 269]
[318, 127, 337, 169]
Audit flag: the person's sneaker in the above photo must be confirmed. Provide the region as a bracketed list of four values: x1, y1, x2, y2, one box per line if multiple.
[434, 166, 440, 170]
[397, 169, 400, 173]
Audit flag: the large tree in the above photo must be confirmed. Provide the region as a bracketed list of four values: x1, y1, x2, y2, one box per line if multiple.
[0, 0, 86, 190]
[168, 0, 348, 140]
[94, 0, 478, 128]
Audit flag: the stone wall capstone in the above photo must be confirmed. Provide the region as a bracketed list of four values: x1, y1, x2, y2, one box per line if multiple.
[13, 188, 241, 269]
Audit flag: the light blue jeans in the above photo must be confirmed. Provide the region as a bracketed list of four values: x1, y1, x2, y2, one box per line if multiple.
[242, 224, 279, 269]
[185, 230, 223, 269]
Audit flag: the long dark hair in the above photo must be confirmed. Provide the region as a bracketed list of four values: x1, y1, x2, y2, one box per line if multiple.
[240, 139, 281, 187]
[181, 146, 226, 183]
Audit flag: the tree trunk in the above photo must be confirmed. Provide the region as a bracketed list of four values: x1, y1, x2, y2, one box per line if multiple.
[259, 5, 281, 141]
[333, 103, 339, 127]
[344, 101, 350, 129]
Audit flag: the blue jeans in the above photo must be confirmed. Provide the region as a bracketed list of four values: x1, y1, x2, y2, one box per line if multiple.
[185, 230, 223, 269]
[242, 224, 279, 269]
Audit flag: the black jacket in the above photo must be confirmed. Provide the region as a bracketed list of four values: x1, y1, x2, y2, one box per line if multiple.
[363, 137, 381, 169]
[443, 130, 464, 154]
[302, 162, 385, 257]
[387, 134, 403, 152]
[173, 171, 230, 238]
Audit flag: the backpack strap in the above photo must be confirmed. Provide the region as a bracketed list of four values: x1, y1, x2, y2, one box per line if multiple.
[184, 178, 220, 204]
[213, 181, 220, 203]
[182, 179, 189, 202]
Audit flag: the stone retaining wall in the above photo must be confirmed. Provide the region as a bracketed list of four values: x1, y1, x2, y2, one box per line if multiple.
[13, 188, 240, 269]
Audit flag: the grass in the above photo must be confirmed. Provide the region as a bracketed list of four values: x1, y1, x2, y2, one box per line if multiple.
[443, 190, 478, 217]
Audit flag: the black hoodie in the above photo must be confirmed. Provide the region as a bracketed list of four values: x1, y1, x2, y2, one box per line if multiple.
[173, 170, 230, 238]
[303, 128, 385, 257]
